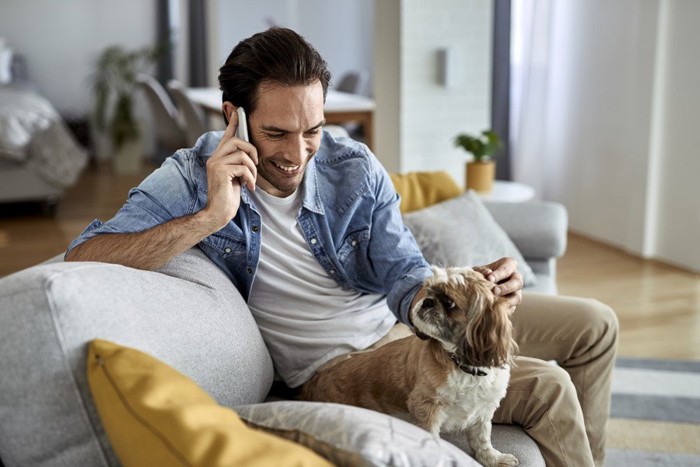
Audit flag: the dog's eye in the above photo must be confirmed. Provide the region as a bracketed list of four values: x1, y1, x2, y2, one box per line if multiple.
[421, 298, 435, 309]
[445, 299, 457, 311]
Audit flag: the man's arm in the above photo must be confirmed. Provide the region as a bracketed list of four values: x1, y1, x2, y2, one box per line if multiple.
[66, 111, 258, 270]
[64, 211, 220, 270]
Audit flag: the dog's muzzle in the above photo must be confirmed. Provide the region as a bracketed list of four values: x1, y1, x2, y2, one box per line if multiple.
[408, 308, 432, 341]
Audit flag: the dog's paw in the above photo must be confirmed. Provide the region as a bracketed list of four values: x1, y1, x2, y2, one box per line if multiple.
[496, 453, 519, 466]
[476, 451, 518, 467]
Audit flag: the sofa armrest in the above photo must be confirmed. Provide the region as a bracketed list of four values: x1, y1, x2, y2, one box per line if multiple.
[483, 200, 568, 260]
[0, 248, 274, 466]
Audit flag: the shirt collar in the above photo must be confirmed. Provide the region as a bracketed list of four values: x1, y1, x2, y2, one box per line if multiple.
[241, 145, 328, 216]
[300, 157, 324, 215]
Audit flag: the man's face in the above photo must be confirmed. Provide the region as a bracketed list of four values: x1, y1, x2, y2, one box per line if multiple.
[248, 80, 325, 197]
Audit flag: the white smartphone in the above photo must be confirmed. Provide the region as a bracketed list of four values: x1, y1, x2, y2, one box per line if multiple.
[235, 107, 249, 142]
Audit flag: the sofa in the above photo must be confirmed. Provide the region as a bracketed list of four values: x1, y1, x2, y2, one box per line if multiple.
[0, 175, 568, 467]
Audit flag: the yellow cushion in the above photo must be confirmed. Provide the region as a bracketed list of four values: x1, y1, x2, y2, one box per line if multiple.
[389, 171, 462, 213]
[87, 339, 332, 467]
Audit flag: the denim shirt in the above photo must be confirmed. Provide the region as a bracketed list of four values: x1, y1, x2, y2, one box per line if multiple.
[67, 131, 432, 324]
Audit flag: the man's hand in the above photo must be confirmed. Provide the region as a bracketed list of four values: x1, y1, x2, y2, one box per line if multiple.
[201, 110, 259, 230]
[473, 257, 523, 314]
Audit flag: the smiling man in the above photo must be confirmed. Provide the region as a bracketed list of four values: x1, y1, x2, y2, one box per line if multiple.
[66, 27, 618, 467]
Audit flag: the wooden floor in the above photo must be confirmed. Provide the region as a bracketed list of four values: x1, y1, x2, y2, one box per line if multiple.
[1, 163, 699, 360]
[558, 234, 700, 360]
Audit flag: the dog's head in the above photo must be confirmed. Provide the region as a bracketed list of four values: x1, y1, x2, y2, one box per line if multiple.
[409, 266, 517, 368]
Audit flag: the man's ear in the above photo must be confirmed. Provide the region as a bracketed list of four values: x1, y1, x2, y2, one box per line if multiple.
[222, 101, 237, 125]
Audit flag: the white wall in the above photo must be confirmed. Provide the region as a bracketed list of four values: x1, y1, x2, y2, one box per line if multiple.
[374, 0, 493, 183]
[0, 0, 157, 116]
[214, 0, 374, 91]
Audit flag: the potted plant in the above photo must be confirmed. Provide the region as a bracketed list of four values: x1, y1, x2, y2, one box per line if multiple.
[90, 44, 162, 172]
[454, 129, 501, 193]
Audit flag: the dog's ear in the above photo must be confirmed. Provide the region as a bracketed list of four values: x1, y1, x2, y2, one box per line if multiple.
[463, 294, 517, 368]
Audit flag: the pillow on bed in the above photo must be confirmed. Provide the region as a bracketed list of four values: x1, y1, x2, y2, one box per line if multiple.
[0, 38, 13, 84]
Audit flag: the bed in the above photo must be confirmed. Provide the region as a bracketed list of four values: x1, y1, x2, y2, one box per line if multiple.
[0, 55, 88, 209]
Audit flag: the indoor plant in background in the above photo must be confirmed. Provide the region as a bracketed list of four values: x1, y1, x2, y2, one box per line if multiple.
[91, 44, 162, 173]
[454, 129, 501, 193]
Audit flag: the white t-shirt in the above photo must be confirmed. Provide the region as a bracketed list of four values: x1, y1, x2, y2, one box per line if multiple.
[247, 186, 396, 387]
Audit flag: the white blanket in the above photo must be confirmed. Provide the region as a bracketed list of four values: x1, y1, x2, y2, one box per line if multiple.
[0, 85, 87, 188]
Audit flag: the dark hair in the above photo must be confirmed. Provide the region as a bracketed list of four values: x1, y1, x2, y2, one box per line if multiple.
[218, 27, 331, 116]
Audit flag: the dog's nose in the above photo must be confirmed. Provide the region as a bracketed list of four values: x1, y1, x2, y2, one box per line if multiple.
[422, 298, 435, 309]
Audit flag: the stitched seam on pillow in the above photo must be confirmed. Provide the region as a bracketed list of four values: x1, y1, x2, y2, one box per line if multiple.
[240, 418, 370, 466]
[94, 353, 193, 467]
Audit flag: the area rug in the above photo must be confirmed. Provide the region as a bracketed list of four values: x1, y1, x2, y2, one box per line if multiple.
[606, 358, 700, 466]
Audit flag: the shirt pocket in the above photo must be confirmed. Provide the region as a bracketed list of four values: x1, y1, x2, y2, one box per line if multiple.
[200, 232, 247, 259]
[336, 228, 370, 264]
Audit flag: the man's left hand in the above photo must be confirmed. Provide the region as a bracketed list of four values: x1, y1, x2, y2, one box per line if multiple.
[473, 257, 523, 313]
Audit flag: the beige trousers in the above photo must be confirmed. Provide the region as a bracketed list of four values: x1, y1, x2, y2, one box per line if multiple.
[363, 292, 619, 467]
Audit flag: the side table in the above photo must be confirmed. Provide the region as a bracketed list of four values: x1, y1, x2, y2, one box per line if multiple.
[477, 180, 535, 203]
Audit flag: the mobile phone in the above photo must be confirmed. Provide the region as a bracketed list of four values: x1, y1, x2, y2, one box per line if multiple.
[235, 107, 249, 142]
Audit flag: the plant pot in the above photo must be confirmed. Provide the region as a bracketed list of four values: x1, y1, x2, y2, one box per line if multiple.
[89, 119, 113, 162]
[113, 137, 144, 174]
[465, 160, 495, 193]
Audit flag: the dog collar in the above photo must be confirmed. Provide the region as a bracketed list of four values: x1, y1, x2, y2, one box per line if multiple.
[450, 354, 488, 377]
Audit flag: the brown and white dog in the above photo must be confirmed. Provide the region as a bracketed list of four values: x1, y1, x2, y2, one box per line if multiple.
[301, 266, 519, 467]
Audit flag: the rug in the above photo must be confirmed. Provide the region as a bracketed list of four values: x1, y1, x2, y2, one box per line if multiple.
[606, 358, 700, 466]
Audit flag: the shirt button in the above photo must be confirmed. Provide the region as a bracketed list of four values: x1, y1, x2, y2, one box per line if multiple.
[224, 248, 231, 254]
[252, 225, 259, 233]
[329, 269, 336, 275]
[310, 238, 317, 245]
[351, 240, 357, 247]
[247, 267, 253, 274]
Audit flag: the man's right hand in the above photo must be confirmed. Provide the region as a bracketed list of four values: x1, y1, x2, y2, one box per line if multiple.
[201, 110, 259, 230]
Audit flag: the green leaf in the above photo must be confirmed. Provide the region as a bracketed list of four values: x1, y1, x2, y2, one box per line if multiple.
[89, 42, 164, 147]
[454, 129, 501, 161]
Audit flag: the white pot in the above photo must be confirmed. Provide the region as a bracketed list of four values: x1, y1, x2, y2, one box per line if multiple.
[89, 122, 113, 162]
[113, 137, 143, 174]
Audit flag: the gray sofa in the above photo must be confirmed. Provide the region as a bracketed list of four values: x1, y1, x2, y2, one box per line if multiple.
[0, 199, 567, 467]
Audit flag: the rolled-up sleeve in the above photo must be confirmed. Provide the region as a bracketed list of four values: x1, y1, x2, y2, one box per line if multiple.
[66, 152, 199, 255]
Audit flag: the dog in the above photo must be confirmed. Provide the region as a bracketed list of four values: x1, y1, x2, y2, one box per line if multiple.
[300, 266, 519, 467]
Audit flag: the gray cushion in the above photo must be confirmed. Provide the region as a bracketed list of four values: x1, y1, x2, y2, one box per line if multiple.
[483, 200, 568, 260]
[0, 248, 273, 467]
[443, 425, 545, 467]
[236, 401, 481, 466]
[403, 191, 537, 286]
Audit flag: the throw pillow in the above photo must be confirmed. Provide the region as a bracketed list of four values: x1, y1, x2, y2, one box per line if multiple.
[390, 171, 462, 213]
[236, 401, 479, 466]
[402, 190, 537, 286]
[86, 339, 333, 467]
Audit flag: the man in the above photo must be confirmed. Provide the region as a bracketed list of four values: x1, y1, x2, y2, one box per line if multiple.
[66, 27, 617, 466]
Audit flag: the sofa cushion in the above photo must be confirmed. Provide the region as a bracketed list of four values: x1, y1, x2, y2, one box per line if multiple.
[87, 339, 333, 467]
[402, 191, 537, 286]
[0, 247, 272, 467]
[442, 426, 545, 467]
[236, 401, 481, 466]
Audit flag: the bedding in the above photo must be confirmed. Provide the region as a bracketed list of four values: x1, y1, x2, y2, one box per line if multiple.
[0, 84, 87, 189]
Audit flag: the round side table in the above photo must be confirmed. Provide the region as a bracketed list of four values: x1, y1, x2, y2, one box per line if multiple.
[477, 181, 535, 203]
